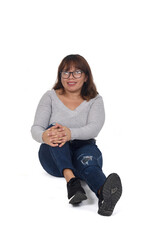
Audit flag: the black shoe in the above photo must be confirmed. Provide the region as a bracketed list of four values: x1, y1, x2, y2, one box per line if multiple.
[67, 177, 87, 205]
[98, 173, 122, 216]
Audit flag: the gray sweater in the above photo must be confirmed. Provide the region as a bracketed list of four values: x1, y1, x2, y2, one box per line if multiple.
[31, 89, 105, 143]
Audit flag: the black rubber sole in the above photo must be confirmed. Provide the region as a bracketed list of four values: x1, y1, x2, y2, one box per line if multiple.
[98, 173, 122, 216]
[69, 191, 87, 205]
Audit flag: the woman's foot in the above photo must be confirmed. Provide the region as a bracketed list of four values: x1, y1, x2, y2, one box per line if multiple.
[67, 177, 87, 205]
[98, 173, 122, 216]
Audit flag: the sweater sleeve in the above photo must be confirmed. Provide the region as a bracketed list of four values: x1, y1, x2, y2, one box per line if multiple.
[69, 96, 105, 140]
[31, 91, 52, 143]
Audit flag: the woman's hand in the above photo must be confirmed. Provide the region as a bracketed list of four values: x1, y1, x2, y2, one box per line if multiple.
[48, 123, 71, 147]
[42, 123, 71, 147]
[57, 125, 71, 147]
[42, 125, 60, 147]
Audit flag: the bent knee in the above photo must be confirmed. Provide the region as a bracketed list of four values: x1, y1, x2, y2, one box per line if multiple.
[74, 153, 102, 174]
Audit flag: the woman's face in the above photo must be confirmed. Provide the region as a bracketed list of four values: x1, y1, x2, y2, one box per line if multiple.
[61, 65, 88, 94]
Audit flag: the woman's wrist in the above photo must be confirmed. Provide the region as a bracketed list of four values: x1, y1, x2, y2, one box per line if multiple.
[66, 127, 71, 141]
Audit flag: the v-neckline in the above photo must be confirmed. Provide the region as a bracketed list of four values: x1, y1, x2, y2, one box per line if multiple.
[53, 89, 86, 112]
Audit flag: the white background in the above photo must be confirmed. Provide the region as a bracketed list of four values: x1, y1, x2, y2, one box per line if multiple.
[0, 0, 160, 239]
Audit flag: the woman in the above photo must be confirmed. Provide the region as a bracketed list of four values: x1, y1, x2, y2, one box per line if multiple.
[31, 54, 122, 216]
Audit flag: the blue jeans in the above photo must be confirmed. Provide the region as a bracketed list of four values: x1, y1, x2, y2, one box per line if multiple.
[38, 127, 107, 195]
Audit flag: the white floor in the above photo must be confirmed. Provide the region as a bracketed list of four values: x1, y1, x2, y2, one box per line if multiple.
[1, 145, 159, 240]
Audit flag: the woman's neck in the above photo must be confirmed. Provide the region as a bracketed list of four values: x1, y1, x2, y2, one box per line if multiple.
[60, 89, 82, 100]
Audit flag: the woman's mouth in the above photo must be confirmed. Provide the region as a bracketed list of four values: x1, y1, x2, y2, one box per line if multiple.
[67, 82, 77, 86]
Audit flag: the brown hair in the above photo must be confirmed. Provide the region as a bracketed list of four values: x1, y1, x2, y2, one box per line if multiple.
[53, 54, 98, 100]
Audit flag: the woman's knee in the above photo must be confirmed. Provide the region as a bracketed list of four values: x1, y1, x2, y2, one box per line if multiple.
[38, 144, 62, 177]
[73, 145, 103, 173]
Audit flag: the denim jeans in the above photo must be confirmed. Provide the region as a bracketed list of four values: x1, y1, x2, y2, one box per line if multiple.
[38, 126, 107, 195]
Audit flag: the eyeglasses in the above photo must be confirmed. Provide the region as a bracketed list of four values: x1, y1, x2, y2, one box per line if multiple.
[61, 70, 83, 79]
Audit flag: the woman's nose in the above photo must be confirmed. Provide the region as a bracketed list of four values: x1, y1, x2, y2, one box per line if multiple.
[68, 72, 74, 79]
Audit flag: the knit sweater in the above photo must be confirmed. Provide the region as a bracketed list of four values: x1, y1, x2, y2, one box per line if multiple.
[31, 89, 105, 143]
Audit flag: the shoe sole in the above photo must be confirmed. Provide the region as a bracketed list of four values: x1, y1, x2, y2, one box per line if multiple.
[98, 173, 122, 216]
[69, 191, 87, 205]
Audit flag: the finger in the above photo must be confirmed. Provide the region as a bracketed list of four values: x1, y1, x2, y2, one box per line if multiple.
[49, 135, 60, 141]
[58, 137, 67, 146]
[50, 124, 65, 133]
[59, 142, 66, 147]
[49, 128, 64, 135]
[49, 123, 63, 130]
[49, 143, 59, 147]
[48, 130, 59, 137]
[48, 128, 62, 136]
[58, 136, 67, 142]
[48, 124, 59, 131]
[49, 136, 65, 144]
[49, 137, 59, 143]
[47, 131, 56, 137]
[56, 133, 66, 138]
[57, 128, 65, 132]
[51, 138, 65, 144]
[55, 123, 63, 128]
[50, 133, 66, 141]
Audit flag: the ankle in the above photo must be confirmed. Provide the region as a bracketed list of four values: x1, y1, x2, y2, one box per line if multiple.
[97, 185, 103, 197]
[63, 169, 75, 182]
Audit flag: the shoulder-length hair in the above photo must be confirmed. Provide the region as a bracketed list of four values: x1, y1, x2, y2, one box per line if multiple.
[53, 54, 98, 101]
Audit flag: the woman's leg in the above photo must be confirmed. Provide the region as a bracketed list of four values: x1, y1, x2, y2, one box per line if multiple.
[72, 140, 107, 196]
[72, 141, 122, 216]
[38, 142, 87, 204]
[38, 142, 75, 178]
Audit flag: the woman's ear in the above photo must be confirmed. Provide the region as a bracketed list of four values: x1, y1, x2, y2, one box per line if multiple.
[85, 75, 88, 82]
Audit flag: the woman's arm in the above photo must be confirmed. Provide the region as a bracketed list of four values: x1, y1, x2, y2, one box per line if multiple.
[69, 96, 105, 140]
[31, 91, 52, 143]
[47, 96, 105, 146]
[31, 92, 105, 144]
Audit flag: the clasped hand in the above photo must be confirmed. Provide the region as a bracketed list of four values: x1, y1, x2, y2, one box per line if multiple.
[42, 123, 71, 147]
